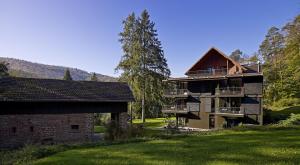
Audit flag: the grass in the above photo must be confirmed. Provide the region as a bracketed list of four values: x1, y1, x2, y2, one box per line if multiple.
[32, 126, 300, 165]
[94, 125, 105, 133]
[132, 117, 173, 128]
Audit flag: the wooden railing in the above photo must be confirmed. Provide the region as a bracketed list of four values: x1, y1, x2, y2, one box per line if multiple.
[164, 89, 189, 96]
[187, 68, 227, 77]
[216, 107, 244, 114]
[215, 87, 244, 96]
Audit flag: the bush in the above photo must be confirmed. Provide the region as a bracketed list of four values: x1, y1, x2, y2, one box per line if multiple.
[104, 121, 144, 141]
[272, 98, 300, 107]
[278, 113, 300, 126]
[0, 144, 69, 165]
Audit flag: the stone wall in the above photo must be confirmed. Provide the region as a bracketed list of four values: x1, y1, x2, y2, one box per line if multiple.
[0, 113, 93, 148]
[119, 112, 129, 129]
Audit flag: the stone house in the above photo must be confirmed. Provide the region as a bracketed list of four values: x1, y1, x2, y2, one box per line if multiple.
[0, 77, 134, 148]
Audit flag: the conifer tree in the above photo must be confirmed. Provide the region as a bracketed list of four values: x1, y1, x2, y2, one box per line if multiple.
[63, 69, 73, 80]
[116, 10, 170, 122]
[0, 62, 9, 78]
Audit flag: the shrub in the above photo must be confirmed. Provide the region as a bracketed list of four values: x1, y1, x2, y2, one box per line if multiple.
[0, 144, 69, 165]
[103, 121, 144, 141]
[272, 98, 300, 107]
[278, 113, 300, 126]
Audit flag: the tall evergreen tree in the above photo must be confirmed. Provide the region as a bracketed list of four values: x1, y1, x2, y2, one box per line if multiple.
[116, 10, 170, 123]
[0, 62, 9, 78]
[63, 69, 73, 80]
[229, 49, 243, 62]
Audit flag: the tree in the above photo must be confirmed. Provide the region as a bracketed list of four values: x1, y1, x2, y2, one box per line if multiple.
[91, 73, 98, 81]
[63, 69, 73, 80]
[280, 15, 300, 99]
[258, 15, 300, 105]
[258, 26, 285, 103]
[259, 27, 285, 63]
[229, 49, 243, 62]
[0, 62, 9, 78]
[116, 10, 171, 123]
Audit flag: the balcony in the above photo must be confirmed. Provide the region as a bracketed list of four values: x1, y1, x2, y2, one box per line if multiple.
[187, 68, 227, 77]
[215, 107, 244, 117]
[215, 87, 244, 97]
[164, 89, 189, 98]
[162, 104, 188, 114]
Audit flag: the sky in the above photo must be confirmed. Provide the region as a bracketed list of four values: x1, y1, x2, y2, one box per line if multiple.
[0, 0, 299, 77]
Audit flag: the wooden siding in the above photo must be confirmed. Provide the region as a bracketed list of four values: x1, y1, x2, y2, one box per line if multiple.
[242, 97, 261, 115]
[243, 76, 263, 95]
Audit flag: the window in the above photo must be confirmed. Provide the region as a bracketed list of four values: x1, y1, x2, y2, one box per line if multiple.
[71, 125, 79, 130]
[11, 127, 16, 134]
[30, 126, 34, 132]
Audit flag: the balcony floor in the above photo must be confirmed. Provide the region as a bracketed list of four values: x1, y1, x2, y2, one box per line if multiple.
[215, 112, 244, 117]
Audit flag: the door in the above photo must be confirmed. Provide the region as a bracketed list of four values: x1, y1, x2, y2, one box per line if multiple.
[209, 115, 215, 129]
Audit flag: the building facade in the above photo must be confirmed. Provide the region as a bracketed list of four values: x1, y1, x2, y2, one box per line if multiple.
[163, 47, 263, 129]
[0, 77, 134, 148]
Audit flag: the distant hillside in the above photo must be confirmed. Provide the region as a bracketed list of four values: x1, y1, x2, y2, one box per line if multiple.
[0, 57, 117, 82]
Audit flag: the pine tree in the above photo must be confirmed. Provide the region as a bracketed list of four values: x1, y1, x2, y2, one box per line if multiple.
[91, 73, 98, 81]
[259, 26, 285, 103]
[116, 10, 170, 123]
[63, 69, 73, 80]
[0, 62, 9, 78]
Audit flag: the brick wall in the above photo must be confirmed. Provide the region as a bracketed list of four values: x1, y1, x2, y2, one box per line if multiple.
[0, 113, 93, 148]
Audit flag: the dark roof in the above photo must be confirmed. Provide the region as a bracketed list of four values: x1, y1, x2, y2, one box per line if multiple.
[0, 77, 134, 102]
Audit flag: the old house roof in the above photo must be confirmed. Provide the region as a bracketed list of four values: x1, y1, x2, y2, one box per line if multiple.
[0, 77, 134, 102]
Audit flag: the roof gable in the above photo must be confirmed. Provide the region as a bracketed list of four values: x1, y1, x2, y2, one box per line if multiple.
[185, 47, 244, 75]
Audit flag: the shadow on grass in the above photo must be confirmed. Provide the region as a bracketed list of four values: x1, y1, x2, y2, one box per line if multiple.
[33, 127, 300, 165]
[264, 105, 300, 124]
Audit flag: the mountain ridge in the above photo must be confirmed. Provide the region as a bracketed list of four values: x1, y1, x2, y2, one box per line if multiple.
[0, 57, 117, 82]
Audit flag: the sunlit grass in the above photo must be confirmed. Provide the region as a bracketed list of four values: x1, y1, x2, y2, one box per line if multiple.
[132, 117, 174, 128]
[33, 126, 300, 165]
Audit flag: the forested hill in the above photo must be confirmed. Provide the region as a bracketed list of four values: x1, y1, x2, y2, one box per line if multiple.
[0, 57, 117, 82]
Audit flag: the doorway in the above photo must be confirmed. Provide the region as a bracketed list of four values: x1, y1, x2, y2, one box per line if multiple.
[209, 115, 215, 129]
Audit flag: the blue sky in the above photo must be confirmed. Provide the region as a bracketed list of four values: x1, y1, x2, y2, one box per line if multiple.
[0, 0, 299, 77]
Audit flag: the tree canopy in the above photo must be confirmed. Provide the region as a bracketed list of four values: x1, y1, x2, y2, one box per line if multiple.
[116, 10, 170, 122]
[259, 15, 300, 105]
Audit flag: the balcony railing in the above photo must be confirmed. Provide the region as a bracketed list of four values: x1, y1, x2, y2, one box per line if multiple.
[164, 89, 189, 96]
[162, 104, 188, 111]
[187, 68, 227, 77]
[216, 107, 244, 114]
[215, 87, 244, 96]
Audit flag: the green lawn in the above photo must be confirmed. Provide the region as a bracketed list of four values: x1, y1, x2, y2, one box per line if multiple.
[94, 125, 105, 133]
[33, 126, 300, 165]
[132, 117, 173, 128]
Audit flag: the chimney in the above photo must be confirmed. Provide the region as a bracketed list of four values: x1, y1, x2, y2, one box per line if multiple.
[257, 61, 261, 73]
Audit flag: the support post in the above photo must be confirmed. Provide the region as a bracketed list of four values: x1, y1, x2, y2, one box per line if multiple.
[227, 60, 229, 74]
[176, 115, 178, 128]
